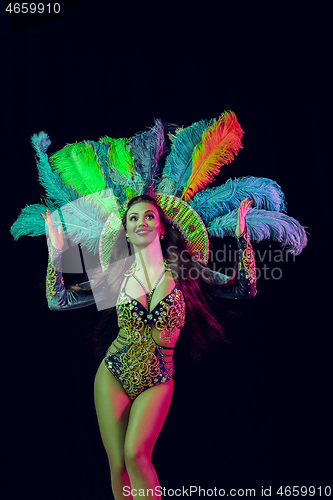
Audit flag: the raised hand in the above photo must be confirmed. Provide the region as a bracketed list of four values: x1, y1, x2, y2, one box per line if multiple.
[235, 198, 253, 237]
[41, 209, 64, 250]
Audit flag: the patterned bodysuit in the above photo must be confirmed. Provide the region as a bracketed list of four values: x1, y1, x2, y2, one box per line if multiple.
[104, 264, 186, 400]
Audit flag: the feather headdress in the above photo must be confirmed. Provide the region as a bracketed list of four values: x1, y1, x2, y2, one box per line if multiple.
[10, 113, 307, 268]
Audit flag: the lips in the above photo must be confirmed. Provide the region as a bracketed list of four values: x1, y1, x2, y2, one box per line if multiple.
[135, 229, 151, 234]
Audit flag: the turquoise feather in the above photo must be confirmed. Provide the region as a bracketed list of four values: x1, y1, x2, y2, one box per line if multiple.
[31, 131, 79, 206]
[10, 201, 61, 240]
[60, 196, 107, 254]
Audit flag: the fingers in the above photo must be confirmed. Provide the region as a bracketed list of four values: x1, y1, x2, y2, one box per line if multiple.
[46, 209, 54, 226]
[40, 209, 56, 228]
[40, 211, 50, 228]
[40, 210, 64, 249]
[240, 198, 253, 211]
[41, 211, 61, 235]
[238, 198, 253, 230]
[242, 197, 253, 206]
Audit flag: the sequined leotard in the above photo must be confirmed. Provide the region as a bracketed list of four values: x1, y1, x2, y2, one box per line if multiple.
[104, 264, 185, 400]
[46, 226, 256, 400]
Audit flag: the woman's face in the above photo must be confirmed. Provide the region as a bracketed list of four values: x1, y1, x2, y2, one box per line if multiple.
[125, 202, 165, 247]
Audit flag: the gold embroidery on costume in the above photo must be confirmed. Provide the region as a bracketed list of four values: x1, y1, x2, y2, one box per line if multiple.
[46, 253, 57, 300]
[155, 289, 186, 342]
[242, 229, 256, 284]
[114, 294, 162, 399]
[116, 293, 146, 340]
[120, 328, 159, 400]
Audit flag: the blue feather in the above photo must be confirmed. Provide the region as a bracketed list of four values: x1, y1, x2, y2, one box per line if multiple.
[158, 118, 214, 196]
[190, 176, 287, 223]
[207, 208, 307, 255]
[129, 119, 166, 192]
[31, 130, 51, 154]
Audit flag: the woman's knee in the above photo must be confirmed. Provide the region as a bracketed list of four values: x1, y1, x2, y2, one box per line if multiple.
[124, 442, 151, 472]
[109, 461, 127, 478]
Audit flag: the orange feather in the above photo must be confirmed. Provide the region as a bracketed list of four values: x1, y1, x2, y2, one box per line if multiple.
[181, 111, 244, 202]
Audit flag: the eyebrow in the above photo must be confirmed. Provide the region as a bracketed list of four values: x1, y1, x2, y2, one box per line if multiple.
[129, 209, 156, 216]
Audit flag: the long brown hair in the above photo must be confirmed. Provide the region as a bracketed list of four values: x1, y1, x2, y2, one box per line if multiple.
[91, 195, 229, 360]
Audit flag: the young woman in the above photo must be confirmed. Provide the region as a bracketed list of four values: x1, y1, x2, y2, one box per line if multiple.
[14, 112, 305, 499]
[42, 193, 256, 499]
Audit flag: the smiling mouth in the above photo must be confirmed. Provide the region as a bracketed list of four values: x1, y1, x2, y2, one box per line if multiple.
[135, 229, 151, 234]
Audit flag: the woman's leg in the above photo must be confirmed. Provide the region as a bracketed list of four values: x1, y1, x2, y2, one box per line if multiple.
[94, 360, 132, 500]
[124, 380, 174, 498]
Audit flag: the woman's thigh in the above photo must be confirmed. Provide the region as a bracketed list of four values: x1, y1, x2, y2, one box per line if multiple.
[125, 380, 174, 460]
[94, 360, 132, 468]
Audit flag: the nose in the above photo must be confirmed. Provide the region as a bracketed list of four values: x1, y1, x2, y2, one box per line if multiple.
[138, 217, 148, 227]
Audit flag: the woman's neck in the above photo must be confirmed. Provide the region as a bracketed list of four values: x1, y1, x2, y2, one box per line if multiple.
[133, 241, 164, 272]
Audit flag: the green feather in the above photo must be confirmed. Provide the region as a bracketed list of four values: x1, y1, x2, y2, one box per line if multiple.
[99, 136, 134, 179]
[49, 141, 113, 213]
[49, 141, 106, 194]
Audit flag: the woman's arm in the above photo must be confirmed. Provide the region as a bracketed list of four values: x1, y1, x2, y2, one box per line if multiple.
[202, 224, 257, 299]
[42, 209, 99, 311]
[46, 242, 98, 310]
[202, 198, 257, 299]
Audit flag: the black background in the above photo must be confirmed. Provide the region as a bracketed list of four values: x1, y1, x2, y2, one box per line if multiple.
[2, 1, 330, 499]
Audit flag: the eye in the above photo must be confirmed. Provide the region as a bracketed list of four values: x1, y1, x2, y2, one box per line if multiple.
[129, 215, 138, 221]
[146, 214, 155, 219]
